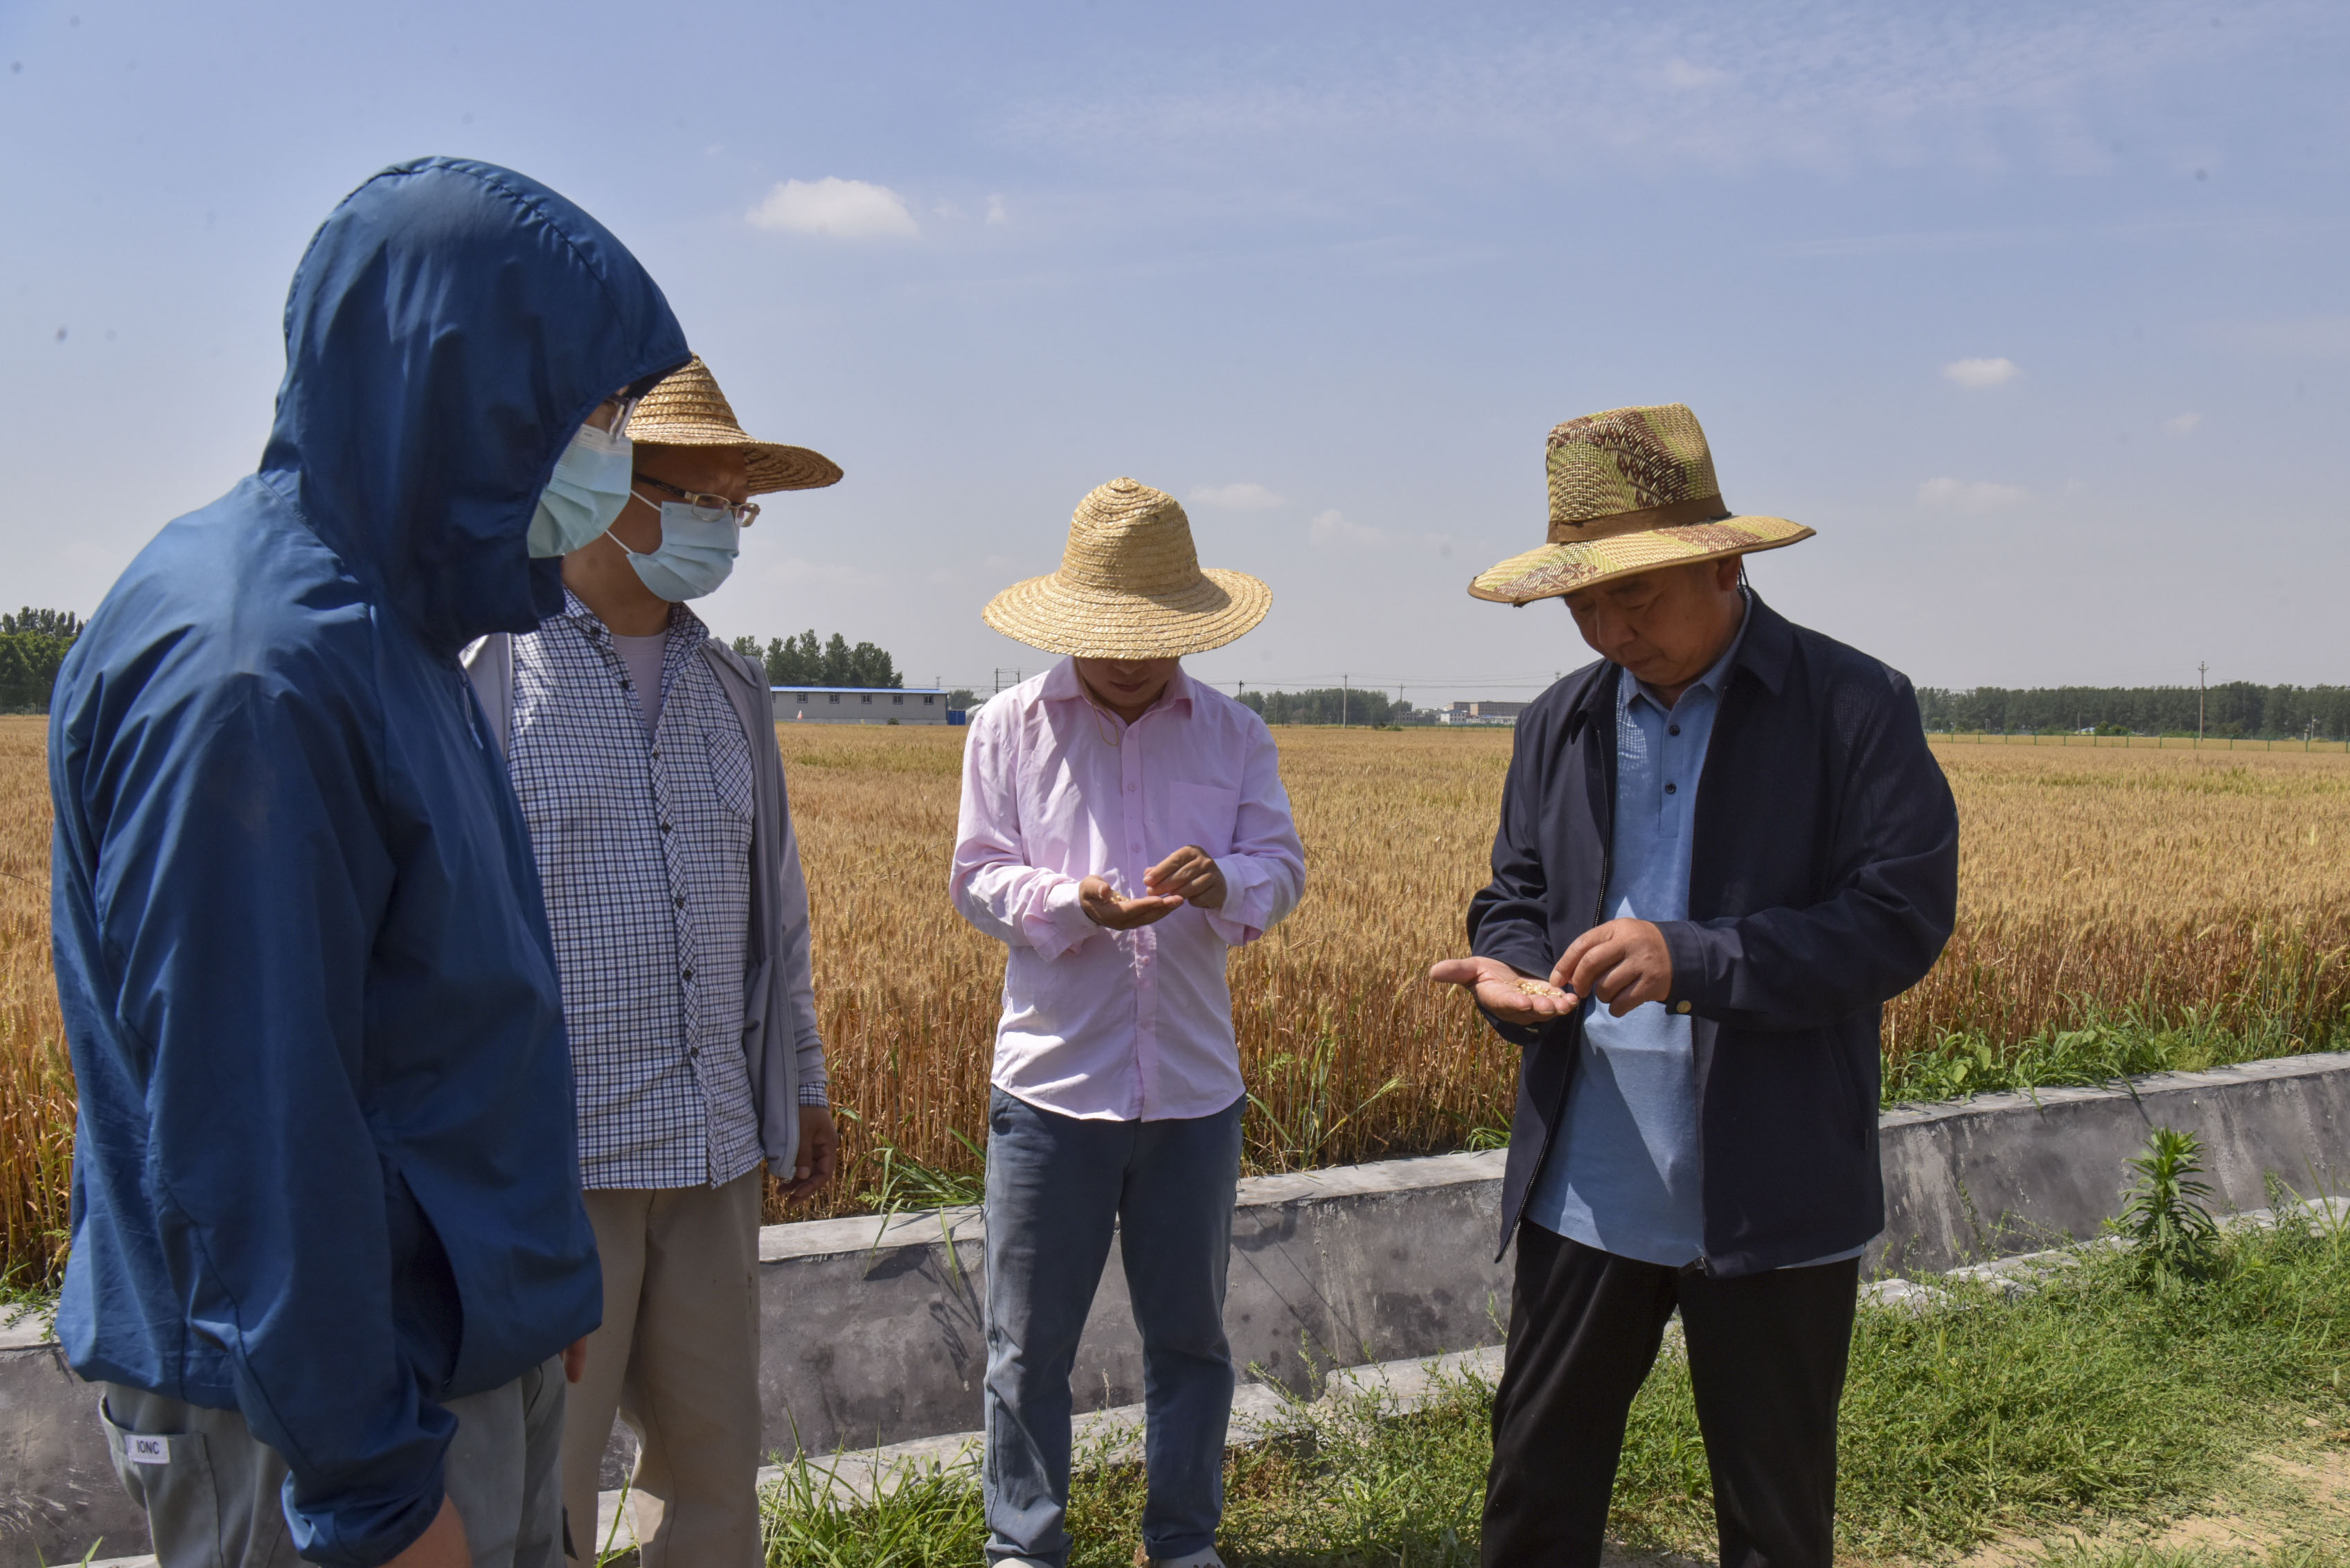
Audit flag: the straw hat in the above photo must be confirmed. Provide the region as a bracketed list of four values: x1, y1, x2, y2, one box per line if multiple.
[1468, 403, 1811, 605]
[982, 478, 1271, 658]
[623, 355, 842, 495]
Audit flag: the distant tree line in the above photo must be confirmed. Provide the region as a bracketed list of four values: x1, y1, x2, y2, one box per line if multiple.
[0, 607, 82, 713]
[1235, 688, 1418, 727]
[731, 630, 902, 689]
[1915, 684, 2350, 740]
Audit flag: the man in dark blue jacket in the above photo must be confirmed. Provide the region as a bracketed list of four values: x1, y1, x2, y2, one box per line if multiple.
[1431, 404, 1959, 1568]
[48, 159, 690, 1567]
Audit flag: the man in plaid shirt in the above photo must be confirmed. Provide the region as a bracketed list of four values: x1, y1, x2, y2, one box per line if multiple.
[465, 357, 845, 1566]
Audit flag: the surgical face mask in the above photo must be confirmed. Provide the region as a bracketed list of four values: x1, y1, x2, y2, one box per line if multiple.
[526, 422, 634, 558]
[609, 495, 740, 600]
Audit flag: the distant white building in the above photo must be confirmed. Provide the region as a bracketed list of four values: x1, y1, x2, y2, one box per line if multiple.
[771, 686, 959, 725]
[1439, 700, 1527, 727]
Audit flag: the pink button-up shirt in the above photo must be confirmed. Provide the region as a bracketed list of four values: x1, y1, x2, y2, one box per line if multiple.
[951, 659, 1307, 1121]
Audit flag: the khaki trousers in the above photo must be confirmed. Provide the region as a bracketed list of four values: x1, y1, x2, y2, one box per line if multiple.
[560, 1170, 765, 1567]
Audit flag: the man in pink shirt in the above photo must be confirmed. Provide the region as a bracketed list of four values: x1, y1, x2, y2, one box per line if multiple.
[952, 477, 1307, 1568]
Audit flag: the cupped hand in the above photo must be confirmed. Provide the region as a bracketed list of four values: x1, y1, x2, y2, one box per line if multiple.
[1549, 918, 1675, 1017]
[1143, 846, 1226, 909]
[562, 1337, 587, 1384]
[783, 1105, 841, 1202]
[1078, 875, 1185, 929]
[1427, 955, 1578, 1026]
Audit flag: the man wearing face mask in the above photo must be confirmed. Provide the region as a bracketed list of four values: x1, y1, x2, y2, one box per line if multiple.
[49, 159, 688, 1568]
[463, 356, 843, 1567]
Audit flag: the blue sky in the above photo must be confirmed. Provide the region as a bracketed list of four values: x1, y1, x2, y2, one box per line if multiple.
[6, 1, 2346, 699]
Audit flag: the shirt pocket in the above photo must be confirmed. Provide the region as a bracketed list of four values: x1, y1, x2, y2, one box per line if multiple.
[1167, 781, 1242, 857]
[704, 721, 756, 826]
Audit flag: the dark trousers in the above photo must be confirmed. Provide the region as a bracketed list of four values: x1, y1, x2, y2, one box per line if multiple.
[1482, 1224, 1859, 1568]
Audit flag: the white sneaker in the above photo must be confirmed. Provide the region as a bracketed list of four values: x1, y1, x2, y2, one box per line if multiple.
[1137, 1550, 1225, 1568]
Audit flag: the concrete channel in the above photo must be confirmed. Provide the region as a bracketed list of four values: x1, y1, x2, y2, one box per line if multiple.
[6, 1051, 2346, 1567]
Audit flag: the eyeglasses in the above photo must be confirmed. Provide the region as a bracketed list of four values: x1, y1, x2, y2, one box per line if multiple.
[632, 471, 760, 527]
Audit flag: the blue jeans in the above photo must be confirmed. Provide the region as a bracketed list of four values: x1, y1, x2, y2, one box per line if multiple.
[982, 1087, 1243, 1567]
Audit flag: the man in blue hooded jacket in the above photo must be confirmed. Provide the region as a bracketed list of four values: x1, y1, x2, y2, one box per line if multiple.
[48, 159, 691, 1568]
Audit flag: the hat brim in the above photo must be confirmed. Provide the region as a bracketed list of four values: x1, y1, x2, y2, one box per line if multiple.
[743, 443, 843, 494]
[1468, 516, 1813, 605]
[628, 421, 843, 494]
[982, 567, 1271, 659]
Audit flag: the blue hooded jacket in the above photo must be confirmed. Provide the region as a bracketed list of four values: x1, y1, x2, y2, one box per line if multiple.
[48, 158, 688, 1565]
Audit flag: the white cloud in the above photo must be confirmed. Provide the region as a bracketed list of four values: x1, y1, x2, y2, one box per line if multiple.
[1304, 506, 1457, 553]
[1942, 357, 2021, 389]
[986, 193, 1010, 226]
[2164, 411, 2203, 436]
[1660, 58, 1728, 89]
[746, 177, 919, 239]
[1917, 476, 2029, 513]
[1310, 508, 1389, 546]
[1191, 482, 1286, 510]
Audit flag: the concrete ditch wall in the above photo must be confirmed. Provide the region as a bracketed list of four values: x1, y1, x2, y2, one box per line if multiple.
[7, 1051, 2346, 1567]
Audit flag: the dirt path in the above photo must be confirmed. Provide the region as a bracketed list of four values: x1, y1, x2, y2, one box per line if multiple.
[1955, 1434, 2350, 1565]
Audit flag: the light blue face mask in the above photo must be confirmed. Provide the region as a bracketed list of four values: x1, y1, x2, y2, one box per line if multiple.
[609, 495, 741, 600]
[526, 422, 634, 558]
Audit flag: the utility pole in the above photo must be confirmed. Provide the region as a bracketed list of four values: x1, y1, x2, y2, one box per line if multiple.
[1341, 674, 1350, 729]
[2198, 661, 2208, 745]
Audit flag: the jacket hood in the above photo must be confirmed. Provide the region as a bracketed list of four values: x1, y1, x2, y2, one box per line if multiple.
[260, 157, 690, 656]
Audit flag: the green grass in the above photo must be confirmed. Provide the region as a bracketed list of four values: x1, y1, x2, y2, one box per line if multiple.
[1882, 1003, 2342, 1108]
[2026, 1550, 2349, 1568]
[759, 1209, 2350, 1566]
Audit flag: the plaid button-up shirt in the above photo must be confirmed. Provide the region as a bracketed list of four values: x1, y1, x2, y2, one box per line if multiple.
[507, 592, 780, 1190]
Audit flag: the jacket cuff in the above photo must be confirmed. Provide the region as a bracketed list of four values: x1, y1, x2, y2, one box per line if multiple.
[286, 1461, 447, 1568]
[1655, 920, 1706, 1018]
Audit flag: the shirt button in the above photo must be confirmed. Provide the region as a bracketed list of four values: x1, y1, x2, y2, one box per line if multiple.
[619, 677, 632, 689]
[659, 821, 673, 832]
[1127, 783, 1138, 792]
[1668, 724, 1680, 736]
[1130, 842, 1142, 851]
[1674, 1000, 1693, 1015]
[1664, 783, 1677, 794]
[673, 895, 685, 909]
[682, 967, 694, 981]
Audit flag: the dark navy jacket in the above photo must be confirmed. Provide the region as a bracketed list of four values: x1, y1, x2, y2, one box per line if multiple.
[1468, 596, 1959, 1276]
[48, 159, 688, 1566]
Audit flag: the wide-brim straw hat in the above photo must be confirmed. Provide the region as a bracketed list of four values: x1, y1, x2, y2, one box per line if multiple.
[983, 477, 1271, 659]
[1468, 403, 1811, 605]
[623, 355, 842, 495]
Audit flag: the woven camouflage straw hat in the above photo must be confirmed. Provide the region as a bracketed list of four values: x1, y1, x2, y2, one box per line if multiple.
[623, 355, 843, 495]
[1468, 403, 1811, 605]
[982, 477, 1271, 659]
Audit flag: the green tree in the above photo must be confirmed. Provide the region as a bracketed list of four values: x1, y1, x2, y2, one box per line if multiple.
[748, 629, 903, 688]
[0, 606, 83, 713]
[1235, 687, 1399, 727]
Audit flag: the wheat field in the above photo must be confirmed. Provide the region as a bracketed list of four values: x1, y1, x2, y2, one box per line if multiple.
[3, 716, 2346, 1279]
